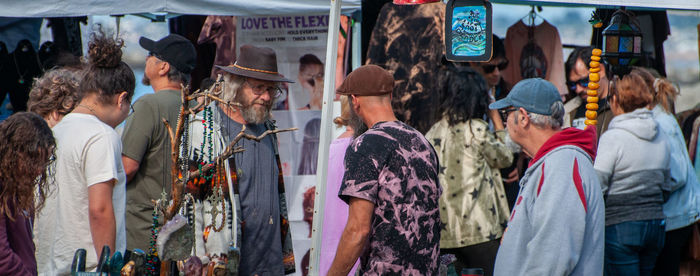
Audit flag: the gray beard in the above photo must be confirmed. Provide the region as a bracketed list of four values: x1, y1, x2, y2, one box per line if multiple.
[348, 108, 368, 138]
[240, 104, 270, 124]
[142, 75, 150, 86]
[504, 130, 522, 153]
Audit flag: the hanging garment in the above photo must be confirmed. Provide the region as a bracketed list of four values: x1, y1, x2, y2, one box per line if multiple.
[198, 16, 237, 79]
[503, 20, 567, 98]
[46, 17, 87, 58]
[169, 15, 216, 93]
[0, 42, 9, 111]
[7, 39, 43, 113]
[366, 2, 445, 134]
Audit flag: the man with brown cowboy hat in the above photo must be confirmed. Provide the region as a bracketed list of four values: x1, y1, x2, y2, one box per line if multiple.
[187, 44, 296, 275]
[328, 65, 442, 275]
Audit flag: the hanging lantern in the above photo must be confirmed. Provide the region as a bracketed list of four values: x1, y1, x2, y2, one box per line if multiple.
[601, 9, 643, 77]
[393, 0, 441, 4]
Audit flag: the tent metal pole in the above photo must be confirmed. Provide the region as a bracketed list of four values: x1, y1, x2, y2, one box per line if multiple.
[309, 0, 342, 275]
[351, 19, 362, 70]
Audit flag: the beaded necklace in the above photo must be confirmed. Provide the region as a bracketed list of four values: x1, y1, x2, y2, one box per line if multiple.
[146, 200, 161, 275]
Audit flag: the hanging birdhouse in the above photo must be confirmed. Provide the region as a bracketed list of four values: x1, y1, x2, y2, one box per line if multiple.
[601, 9, 643, 77]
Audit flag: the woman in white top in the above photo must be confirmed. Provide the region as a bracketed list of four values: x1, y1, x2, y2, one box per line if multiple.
[34, 27, 135, 275]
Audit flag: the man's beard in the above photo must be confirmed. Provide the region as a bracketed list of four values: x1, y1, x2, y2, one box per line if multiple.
[236, 92, 272, 124]
[504, 129, 522, 153]
[142, 74, 150, 86]
[348, 106, 368, 138]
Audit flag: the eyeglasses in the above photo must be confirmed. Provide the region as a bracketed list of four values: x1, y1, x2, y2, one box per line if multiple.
[125, 97, 135, 116]
[244, 79, 282, 98]
[567, 76, 589, 92]
[482, 60, 509, 73]
[499, 107, 518, 121]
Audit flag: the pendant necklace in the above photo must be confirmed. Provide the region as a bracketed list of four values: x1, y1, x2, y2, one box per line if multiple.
[12, 51, 28, 84]
[12, 43, 43, 85]
[77, 104, 97, 115]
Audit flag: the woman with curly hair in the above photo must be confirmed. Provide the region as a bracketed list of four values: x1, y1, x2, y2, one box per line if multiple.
[0, 112, 55, 275]
[425, 67, 513, 276]
[33, 26, 135, 275]
[27, 67, 82, 127]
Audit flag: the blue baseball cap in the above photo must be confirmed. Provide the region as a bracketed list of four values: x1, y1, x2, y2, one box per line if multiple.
[489, 78, 562, 115]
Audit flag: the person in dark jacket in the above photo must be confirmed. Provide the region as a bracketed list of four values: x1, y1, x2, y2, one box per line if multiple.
[0, 112, 55, 275]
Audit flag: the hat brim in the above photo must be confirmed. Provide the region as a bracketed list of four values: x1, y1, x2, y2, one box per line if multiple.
[215, 65, 294, 83]
[489, 98, 513, 110]
[139, 37, 156, 52]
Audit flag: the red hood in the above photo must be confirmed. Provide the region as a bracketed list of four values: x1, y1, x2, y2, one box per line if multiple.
[529, 126, 597, 167]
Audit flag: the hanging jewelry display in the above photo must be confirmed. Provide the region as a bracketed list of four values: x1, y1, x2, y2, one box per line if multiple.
[155, 76, 297, 275]
[205, 160, 226, 232]
[145, 201, 161, 275]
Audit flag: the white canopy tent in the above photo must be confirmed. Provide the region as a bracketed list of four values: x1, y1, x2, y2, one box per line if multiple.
[1, 0, 697, 275]
[491, 0, 700, 10]
[0, 0, 360, 17]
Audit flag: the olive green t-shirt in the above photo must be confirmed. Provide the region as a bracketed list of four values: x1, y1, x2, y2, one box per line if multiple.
[121, 89, 183, 251]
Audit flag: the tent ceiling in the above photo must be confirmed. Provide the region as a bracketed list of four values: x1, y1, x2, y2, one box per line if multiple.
[1, 0, 361, 17]
[4, 0, 699, 18]
[491, 0, 700, 11]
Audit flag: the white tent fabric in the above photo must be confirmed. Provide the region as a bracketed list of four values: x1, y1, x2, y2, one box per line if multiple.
[491, 0, 700, 11]
[0, 0, 361, 17]
[5, 0, 699, 18]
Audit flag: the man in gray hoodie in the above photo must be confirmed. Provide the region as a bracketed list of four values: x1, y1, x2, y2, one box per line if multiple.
[489, 78, 605, 275]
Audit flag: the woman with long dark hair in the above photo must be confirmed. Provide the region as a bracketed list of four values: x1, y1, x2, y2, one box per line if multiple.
[426, 67, 513, 276]
[0, 112, 55, 275]
[34, 26, 135, 274]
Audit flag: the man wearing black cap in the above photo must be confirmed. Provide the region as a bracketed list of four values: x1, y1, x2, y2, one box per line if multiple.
[121, 34, 196, 251]
[186, 44, 296, 275]
[328, 65, 441, 275]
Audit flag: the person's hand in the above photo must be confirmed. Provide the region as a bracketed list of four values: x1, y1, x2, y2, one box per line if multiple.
[488, 108, 505, 130]
[503, 169, 519, 184]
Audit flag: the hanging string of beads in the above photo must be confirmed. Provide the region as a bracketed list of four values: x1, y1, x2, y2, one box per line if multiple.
[184, 193, 196, 256]
[585, 11, 604, 126]
[206, 106, 214, 168]
[197, 106, 217, 182]
[145, 201, 161, 275]
[585, 48, 602, 126]
[212, 160, 226, 232]
[180, 114, 190, 182]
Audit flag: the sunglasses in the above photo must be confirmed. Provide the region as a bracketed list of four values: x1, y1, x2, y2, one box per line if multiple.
[482, 60, 509, 73]
[499, 107, 518, 121]
[567, 77, 589, 92]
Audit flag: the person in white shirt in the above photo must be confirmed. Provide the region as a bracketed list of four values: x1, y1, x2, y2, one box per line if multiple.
[33, 27, 135, 275]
